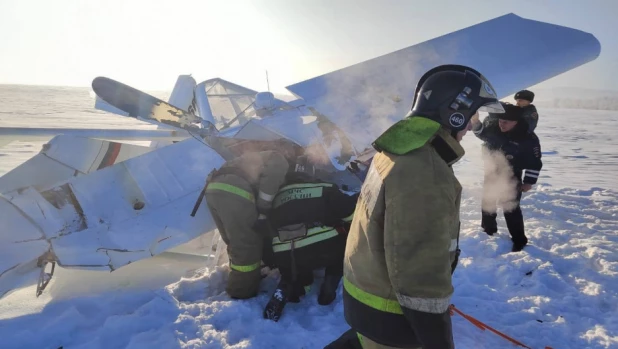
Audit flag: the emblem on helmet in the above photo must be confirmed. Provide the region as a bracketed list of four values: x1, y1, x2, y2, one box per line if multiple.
[449, 113, 465, 128]
[483, 82, 495, 96]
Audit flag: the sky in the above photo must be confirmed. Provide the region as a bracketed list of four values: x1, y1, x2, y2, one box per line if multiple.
[0, 0, 617, 95]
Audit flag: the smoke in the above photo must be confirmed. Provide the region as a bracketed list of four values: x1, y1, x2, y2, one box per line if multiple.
[480, 148, 520, 213]
[310, 35, 463, 152]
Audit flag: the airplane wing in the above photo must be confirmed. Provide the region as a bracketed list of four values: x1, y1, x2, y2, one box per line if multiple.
[285, 13, 601, 152]
[0, 127, 190, 143]
[0, 135, 154, 194]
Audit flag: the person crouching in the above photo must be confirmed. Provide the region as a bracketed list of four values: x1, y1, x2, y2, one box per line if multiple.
[261, 174, 359, 322]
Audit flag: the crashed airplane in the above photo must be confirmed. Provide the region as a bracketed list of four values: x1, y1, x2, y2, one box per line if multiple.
[0, 13, 601, 298]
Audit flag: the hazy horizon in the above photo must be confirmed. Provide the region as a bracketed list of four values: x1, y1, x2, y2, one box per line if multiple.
[3, 82, 618, 99]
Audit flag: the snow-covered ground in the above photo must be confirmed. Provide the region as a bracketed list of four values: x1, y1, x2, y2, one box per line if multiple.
[1, 86, 617, 348]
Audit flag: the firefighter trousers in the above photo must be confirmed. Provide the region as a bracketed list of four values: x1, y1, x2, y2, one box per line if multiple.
[205, 173, 263, 299]
[325, 329, 421, 349]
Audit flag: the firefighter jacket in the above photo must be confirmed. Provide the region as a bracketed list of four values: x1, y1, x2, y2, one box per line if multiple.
[269, 179, 358, 256]
[207, 150, 289, 213]
[342, 116, 463, 349]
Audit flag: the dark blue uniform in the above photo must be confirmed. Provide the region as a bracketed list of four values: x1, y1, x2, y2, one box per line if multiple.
[521, 104, 539, 133]
[473, 116, 543, 251]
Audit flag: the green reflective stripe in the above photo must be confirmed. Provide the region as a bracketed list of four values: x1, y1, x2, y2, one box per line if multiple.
[272, 226, 332, 244]
[272, 230, 338, 252]
[230, 262, 261, 272]
[342, 213, 354, 223]
[343, 277, 403, 314]
[206, 183, 254, 201]
[304, 285, 311, 294]
[272, 227, 338, 252]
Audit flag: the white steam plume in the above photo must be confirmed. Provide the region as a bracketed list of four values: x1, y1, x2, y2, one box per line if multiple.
[480, 148, 520, 213]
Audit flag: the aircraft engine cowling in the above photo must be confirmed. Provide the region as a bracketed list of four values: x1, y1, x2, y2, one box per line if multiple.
[255, 92, 275, 110]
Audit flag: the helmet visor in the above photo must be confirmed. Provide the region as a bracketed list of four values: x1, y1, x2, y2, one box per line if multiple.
[478, 100, 505, 113]
[477, 75, 505, 113]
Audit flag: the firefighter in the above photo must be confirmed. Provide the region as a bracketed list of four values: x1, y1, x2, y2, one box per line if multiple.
[203, 150, 289, 299]
[325, 64, 505, 349]
[261, 172, 359, 322]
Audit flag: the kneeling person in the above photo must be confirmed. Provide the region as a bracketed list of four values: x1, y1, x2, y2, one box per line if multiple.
[204, 150, 289, 300]
[263, 177, 359, 321]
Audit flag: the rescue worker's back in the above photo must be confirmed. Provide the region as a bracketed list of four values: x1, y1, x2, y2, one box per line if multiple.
[204, 150, 289, 299]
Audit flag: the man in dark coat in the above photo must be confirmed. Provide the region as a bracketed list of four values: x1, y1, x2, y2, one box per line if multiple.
[471, 102, 543, 252]
[514, 89, 539, 132]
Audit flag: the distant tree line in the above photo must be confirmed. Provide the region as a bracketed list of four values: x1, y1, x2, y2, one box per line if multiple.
[536, 97, 618, 110]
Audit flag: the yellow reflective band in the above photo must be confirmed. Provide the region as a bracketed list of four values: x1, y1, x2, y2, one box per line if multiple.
[206, 183, 254, 202]
[304, 285, 312, 294]
[343, 277, 403, 315]
[272, 226, 332, 244]
[272, 227, 339, 252]
[230, 262, 260, 272]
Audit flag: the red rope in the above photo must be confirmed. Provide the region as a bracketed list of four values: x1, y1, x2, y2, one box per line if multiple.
[449, 304, 554, 349]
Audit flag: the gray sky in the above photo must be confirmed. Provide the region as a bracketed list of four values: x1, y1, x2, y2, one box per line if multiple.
[0, 0, 616, 94]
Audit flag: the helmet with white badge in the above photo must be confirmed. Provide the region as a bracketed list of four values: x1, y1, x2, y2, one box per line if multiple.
[408, 64, 505, 131]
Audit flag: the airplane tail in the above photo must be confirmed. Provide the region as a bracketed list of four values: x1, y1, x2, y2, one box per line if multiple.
[168, 75, 198, 115]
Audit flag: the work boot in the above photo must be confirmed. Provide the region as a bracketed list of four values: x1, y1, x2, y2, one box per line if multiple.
[511, 241, 527, 252]
[484, 229, 496, 236]
[318, 274, 342, 305]
[511, 237, 528, 252]
[263, 279, 308, 321]
[263, 280, 293, 322]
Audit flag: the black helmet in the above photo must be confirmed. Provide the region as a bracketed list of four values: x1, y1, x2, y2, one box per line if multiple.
[514, 89, 534, 103]
[408, 64, 504, 131]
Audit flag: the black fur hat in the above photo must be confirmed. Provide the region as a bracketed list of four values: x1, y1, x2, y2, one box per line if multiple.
[514, 89, 535, 102]
[497, 102, 524, 121]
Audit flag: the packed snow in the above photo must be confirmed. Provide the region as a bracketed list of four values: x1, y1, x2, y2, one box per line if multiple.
[0, 86, 617, 349]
